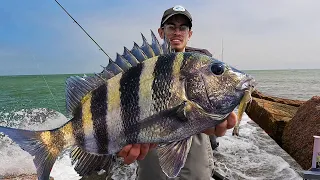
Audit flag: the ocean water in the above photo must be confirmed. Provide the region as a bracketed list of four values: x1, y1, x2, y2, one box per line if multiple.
[247, 69, 320, 100]
[0, 69, 319, 179]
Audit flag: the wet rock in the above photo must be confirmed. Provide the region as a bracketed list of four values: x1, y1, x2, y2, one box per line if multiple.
[245, 90, 305, 146]
[282, 96, 320, 170]
[251, 90, 305, 107]
[1, 174, 54, 180]
[80, 172, 108, 180]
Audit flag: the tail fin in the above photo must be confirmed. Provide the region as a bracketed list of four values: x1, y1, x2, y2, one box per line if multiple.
[0, 126, 62, 180]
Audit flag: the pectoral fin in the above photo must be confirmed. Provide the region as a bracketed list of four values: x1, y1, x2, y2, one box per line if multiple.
[156, 136, 193, 178]
[152, 101, 189, 122]
[176, 100, 227, 122]
[175, 101, 190, 121]
[164, 101, 196, 122]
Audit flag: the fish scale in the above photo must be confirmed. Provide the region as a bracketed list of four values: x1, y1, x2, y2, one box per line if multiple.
[90, 84, 108, 153]
[119, 63, 143, 145]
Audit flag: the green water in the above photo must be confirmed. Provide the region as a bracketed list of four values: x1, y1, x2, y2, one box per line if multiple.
[0, 74, 85, 114]
[0, 69, 319, 116]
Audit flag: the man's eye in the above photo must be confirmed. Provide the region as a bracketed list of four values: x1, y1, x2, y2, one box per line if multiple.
[168, 25, 175, 30]
[180, 25, 189, 31]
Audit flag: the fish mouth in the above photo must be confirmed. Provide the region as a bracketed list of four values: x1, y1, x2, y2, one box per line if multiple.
[200, 74, 256, 114]
[236, 75, 256, 91]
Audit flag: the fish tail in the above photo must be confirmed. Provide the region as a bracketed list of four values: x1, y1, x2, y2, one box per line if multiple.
[0, 126, 64, 180]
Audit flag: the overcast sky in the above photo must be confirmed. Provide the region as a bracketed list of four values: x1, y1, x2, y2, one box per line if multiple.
[1, 0, 319, 75]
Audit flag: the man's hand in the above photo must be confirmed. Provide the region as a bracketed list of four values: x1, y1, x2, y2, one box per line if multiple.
[117, 143, 157, 164]
[203, 111, 237, 136]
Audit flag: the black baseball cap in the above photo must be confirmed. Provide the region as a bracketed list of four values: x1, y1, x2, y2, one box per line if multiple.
[160, 5, 192, 28]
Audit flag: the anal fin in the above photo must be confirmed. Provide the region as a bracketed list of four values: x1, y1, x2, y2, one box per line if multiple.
[70, 147, 115, 177]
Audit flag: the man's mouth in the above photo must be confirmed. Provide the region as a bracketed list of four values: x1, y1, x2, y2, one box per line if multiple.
[170, 38, 182, 44]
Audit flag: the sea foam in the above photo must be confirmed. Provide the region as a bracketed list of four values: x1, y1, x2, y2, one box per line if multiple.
[0, 109, 303, 180]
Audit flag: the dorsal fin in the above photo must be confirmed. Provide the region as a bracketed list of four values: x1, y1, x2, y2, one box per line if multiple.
[66, 29, 172, 115]
[162, 34, 175, 54]
[122, 47, 140, 66]
[114, 53, 132, 71]
[151, 30, 163, 56]
[99, 67, 115, 79]
[65, 75, 105, 115]
[140, 33, 156, 58]
[131, 42, 148, 62]
[98, 30, 167, 79]
[99, 59, 124, 80]
[105, 58, 123, 74]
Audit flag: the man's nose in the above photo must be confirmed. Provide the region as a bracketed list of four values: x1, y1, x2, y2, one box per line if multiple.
[173, 28, 182, 35]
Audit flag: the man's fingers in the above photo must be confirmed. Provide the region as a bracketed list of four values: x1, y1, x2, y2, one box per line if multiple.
[202, 128, 215, 135]
[124, 144, 141, 164]
[215, 120, 227, 137]
[118, 144, 132, 158]
[137, 143, 150, 160]
[226, 112, 237, 129]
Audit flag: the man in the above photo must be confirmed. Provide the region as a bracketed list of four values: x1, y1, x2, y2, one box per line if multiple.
[117, 5, 237, 179]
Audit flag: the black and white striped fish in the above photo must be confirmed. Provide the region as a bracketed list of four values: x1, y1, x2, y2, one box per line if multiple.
[0, 30, 255, 180]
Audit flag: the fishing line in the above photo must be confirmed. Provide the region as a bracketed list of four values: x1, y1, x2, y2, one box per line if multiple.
[34, 56, 61, 113]
[54, 0, 111, 59]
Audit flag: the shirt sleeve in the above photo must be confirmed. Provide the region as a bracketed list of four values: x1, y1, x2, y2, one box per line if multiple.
[185, 46, 213, 57]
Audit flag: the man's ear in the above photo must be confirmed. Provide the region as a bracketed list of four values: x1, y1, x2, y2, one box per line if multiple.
[158, 27, 164, 39]
[188, 30, 193, 41]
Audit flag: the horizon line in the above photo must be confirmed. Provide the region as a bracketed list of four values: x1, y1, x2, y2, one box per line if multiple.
[1, 68, 319, 77]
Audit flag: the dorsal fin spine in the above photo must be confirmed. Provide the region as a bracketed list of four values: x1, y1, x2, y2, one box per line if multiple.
[122, 47, 139, 66]
[140, 32, 156, 58]
[131, 42, 148, 62]
[114, 53, 132, 71]
[151, 29, 163, 56]
[98, 30, 164, 80]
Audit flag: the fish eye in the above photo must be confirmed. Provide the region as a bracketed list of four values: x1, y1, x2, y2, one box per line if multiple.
[210, 63, 225, 75]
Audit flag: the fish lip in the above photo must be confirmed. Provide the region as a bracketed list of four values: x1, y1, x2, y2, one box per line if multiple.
[236, 76, 256, 91]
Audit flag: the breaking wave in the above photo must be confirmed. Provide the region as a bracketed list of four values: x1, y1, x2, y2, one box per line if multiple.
[212, 112, 302, 180]
[0, 109, 302, 180]
[0, 108, 138, 180]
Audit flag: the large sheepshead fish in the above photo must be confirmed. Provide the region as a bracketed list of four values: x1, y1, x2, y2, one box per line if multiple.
[0, 30, 255, 180]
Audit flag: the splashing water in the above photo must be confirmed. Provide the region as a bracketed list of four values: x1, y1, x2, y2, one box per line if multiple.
[0, 108, 303, 180]
[212, 112, 303, 180]
[0, 108, 139, 180]
[0, 108, 70, 178]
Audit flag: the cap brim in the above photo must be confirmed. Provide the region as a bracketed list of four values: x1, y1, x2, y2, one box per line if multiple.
[161, 12, 192, 26]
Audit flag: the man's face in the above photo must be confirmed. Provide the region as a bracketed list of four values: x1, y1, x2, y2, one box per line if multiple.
[158, 15, 193, 52]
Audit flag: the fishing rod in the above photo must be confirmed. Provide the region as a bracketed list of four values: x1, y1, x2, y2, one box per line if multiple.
[54, 0, 111, 59]
[35, 56, 61, 113]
